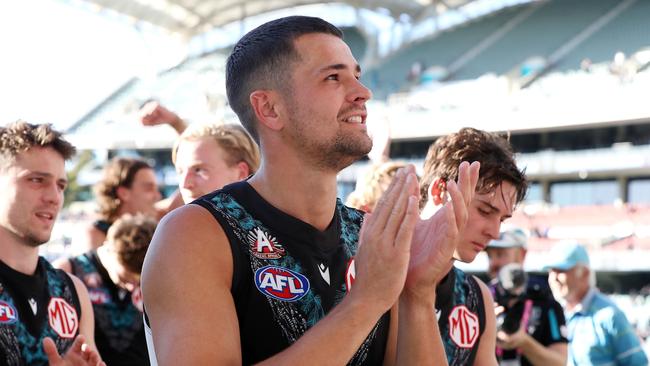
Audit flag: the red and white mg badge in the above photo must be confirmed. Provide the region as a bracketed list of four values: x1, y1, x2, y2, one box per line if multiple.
[48, 298, 78, 338]
[448, 305, 479, 348]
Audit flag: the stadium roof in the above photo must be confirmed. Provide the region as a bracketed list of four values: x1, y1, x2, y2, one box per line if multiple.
[80, 0, 478, 37]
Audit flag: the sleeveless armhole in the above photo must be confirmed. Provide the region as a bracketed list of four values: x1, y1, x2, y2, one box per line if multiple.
[469, 275, 487, 339]
[190, 200, 242, 293]
[58, 269, 83, 322]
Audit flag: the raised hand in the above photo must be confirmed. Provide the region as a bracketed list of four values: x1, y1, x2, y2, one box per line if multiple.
[406, 161, 480, 297]
[43, 336, 106, 366]
[138, 101, 185, 133]
[349, 165, 420, 314]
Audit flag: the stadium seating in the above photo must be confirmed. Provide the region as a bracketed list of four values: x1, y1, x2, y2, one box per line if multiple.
[362, 6, 525, 98]
[556, 0, 650, 71]
[453, 0, 622, 80]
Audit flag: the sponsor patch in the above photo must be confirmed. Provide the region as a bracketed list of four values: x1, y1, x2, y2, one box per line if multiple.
[448, 305, 479, 348]
[0, 301, 18, 324]
[88, 289, 111, 305]
[255, 266, 310, 302]
[345, 259, 356, 292]
[48, 298, 79, 338]
[249, 228, 286, 259]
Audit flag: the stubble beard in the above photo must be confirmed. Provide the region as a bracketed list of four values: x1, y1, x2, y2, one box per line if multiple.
[286, 107, 372, 172]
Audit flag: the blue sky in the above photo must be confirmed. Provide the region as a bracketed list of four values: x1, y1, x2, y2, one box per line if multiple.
[0, 0, 185, 130]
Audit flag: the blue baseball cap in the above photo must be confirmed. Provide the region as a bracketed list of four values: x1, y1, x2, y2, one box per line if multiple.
[487, 228, 528, 249]
[543, 241, 590, 271]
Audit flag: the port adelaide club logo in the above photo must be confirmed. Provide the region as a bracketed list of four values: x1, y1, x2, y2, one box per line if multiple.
[249, 227, 286, 260]
[255, 266, 310, 302]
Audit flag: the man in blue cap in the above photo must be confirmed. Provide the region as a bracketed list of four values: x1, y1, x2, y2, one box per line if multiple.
[486, 228, 568, 366]
[545, 242, 648, 365]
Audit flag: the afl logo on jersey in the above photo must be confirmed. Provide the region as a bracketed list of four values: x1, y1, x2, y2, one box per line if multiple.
[448, 305, 479, 348]
[48, 298, 78, 339]
[255, 266, 310, 302]
[249, 227, 286, 259]
[0, 301, 18, 324]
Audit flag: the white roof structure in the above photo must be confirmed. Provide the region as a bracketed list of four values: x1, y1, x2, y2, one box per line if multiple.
[80, 0, 478, 37]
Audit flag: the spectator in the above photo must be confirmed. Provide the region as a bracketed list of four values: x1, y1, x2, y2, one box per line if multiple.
[545, 242, 649, 365]
[486, 228, 567, 366]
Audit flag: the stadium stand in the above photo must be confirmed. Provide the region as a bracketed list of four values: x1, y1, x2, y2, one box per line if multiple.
[452, 0, 623, 79]
[363, 5, 525, 98]
[555, 0, 650, 71]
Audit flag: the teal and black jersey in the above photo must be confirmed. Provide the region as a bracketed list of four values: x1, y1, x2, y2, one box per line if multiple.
[436, 266, 486, 366]
[69, 251, 148, 366]
[0, 257, 81, 366]
[192, 181, 389, 366]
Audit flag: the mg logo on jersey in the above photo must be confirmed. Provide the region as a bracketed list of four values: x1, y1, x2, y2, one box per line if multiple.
[345, 259, 356, 292]
[0, 301, 18, 324]
[48, 298, 78, 338]
[255, 266, 310, 302]
[448, 305, 479, 348]
[248, 228, 286, 259]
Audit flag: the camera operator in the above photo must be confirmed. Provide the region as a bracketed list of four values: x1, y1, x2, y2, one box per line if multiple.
[486, 228, 568, 366]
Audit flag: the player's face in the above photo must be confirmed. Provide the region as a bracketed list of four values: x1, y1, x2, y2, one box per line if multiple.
[175, 137, 243, 203]
[455, 181, 517, 263]
[122, 168, 161, 216]
[486, 246, 525, 279]
[0, 147, 67, 247]
[281, 33, 373, 171]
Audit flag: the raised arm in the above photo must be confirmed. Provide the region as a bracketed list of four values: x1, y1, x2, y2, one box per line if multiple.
[138, 101, 187, 135]
[397, 161, 480, 365]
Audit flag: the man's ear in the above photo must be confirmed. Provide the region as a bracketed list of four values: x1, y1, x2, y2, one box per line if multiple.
[235, 161, 251, 180]
[429, 177, 447, 206]
[250, 90, 282, 131]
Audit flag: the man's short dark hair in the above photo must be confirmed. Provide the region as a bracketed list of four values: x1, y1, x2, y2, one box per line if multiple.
[226, 16, 343, 143]
[0, 120, 75, 169]
[419, 127, 528, 209]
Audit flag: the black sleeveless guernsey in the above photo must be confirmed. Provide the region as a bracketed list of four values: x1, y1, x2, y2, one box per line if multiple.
[436, 266, 486, 366]
[0, 257, 81, 365]
[69, 251, 148, 365]
[193, 181, 389, 365]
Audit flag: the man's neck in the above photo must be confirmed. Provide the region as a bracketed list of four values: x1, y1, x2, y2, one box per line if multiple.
[249, 162, 339, 232]
[565, 285, 591, 311]
[0, 229, 40, 275]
